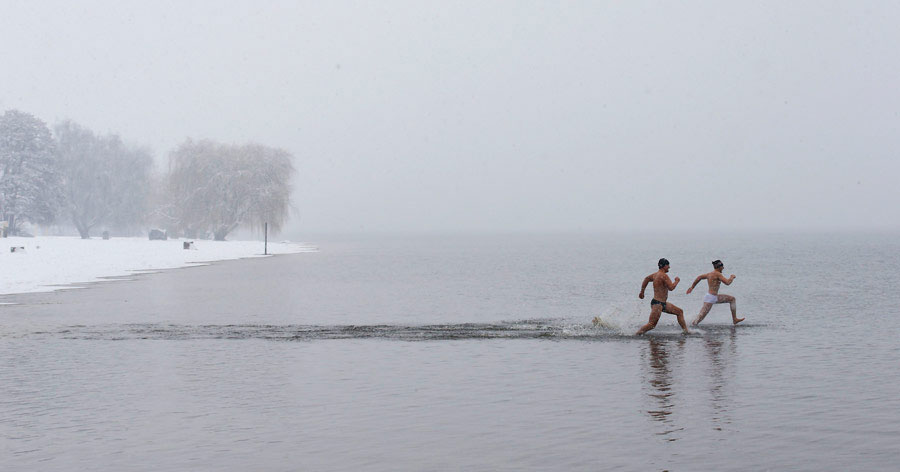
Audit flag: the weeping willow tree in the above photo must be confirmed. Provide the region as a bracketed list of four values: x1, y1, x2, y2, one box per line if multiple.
[162, 139, 294, 240]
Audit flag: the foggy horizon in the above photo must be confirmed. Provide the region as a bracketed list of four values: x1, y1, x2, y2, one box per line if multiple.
[3, 1, 898, 235]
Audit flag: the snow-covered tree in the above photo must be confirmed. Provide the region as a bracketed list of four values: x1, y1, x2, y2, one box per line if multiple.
[55, 120, 154, 238]
[163, 139, 294, 240]
[0, 110, 63, 234]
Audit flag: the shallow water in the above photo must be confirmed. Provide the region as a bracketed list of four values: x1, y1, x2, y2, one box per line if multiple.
[2, 233, 899, 470]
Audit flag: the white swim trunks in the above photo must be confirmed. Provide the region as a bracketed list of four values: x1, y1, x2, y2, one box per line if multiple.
[703, 293, 719, 304]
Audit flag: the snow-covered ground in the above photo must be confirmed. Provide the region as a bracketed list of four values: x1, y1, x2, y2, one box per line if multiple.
[0, 236, 316, 297]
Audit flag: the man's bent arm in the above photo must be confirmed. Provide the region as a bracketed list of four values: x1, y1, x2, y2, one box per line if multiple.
[719, 273, 736, 285]
[667, 275, 680, 291]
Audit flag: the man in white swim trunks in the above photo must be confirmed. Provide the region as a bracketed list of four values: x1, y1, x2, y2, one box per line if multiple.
[686, 259, 745, 326]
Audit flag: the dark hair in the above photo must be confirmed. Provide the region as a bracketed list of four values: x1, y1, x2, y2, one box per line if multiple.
[658, 258, 670, 269]
[712, 259, 724, 269]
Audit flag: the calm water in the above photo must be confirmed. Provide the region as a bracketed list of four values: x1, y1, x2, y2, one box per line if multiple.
[2, 233, 899, 471]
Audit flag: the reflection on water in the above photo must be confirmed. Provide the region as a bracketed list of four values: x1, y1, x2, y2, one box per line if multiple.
[705, 328, 738, 431]
[642, 337, 685, 441]
[641, 331, 740, 441]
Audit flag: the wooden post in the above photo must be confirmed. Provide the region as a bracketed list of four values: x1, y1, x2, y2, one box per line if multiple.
[264, 222, 268, 255]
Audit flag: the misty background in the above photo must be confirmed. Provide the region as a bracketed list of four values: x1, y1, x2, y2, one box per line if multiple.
[2, 1, 897, 235]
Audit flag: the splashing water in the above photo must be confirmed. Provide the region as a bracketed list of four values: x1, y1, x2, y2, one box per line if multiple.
[590, 299, 649, 334]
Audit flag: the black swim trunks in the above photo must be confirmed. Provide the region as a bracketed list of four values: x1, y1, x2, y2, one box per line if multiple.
[650, 299, 667, 309]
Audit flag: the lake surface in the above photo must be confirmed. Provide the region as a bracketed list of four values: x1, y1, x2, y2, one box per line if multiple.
[2, 233, 899, 471]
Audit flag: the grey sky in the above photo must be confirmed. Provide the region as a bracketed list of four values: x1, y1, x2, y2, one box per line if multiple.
[2, 1, 898, 234]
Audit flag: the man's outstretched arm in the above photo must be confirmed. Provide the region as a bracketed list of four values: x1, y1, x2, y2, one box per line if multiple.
[686, 274, 704, 294]
[639, 275, 652, 299]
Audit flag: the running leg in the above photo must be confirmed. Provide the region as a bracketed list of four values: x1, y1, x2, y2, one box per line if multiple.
[664, 303, 690, 334]
[692, 302, 713, 326]
[636, 306, 662, 335]
[717, 294, 744, 324]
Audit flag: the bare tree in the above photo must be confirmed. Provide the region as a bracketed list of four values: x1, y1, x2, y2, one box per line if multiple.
[164, 139, 294, 240]
[0, 110, 62, 234]
[55, 120, 153, 238]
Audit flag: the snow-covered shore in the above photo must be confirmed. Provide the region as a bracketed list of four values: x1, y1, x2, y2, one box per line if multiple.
[0, 236, 316, 297]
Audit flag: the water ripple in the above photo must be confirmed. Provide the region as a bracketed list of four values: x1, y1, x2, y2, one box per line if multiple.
[20, 319, 765, 342]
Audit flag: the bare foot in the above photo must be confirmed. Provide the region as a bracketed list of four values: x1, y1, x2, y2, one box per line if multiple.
[691, 319, 700, 327]
[733, 317, 745, 325]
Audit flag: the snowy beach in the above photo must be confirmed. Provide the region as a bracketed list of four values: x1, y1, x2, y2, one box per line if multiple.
[0, 236, 315, 297]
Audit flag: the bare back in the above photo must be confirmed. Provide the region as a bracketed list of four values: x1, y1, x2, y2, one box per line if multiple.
[702, 271, 728, 294]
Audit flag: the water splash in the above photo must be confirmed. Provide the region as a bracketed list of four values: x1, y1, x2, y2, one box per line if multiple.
[590, 299, 650, 334]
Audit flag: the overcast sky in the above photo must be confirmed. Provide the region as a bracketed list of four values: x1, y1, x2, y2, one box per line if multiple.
[1, 1, 898, 234]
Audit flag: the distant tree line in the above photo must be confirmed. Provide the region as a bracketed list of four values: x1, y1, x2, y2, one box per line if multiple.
[0, 109, 295, 240]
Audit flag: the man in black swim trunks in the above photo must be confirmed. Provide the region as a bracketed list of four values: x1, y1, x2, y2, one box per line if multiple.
[637, 258, 689, 335]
